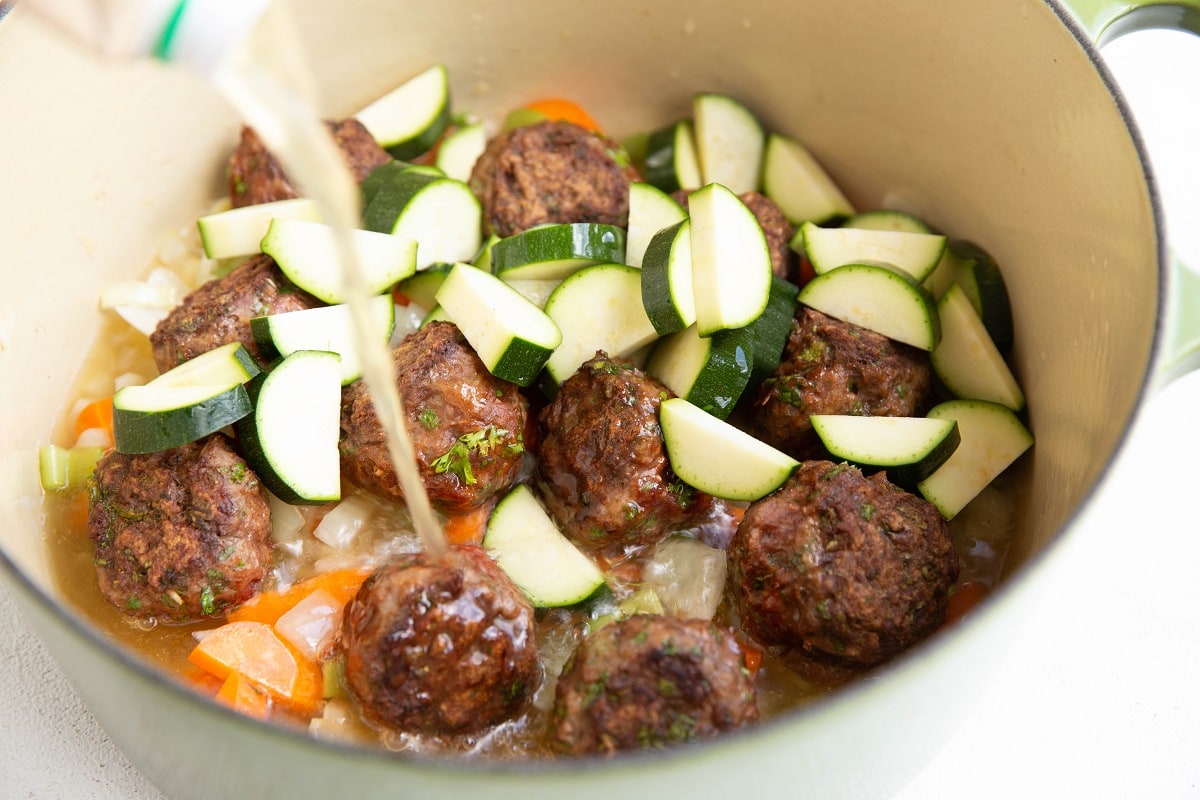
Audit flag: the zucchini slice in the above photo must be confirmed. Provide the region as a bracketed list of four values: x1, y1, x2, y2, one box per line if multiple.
[659, 397, 799, 502]
[111, 342, 263, 453]
[931, 283, 1025, 411]
[260, 218, 417, 304]
[355, 64, 451, 160]
[361, 166, 482, 269]
[808, 414, 961, 489]
[237, 350, 343, 505]
[434, 121, 487, 183]
[640, 219, 696, 335]
[917, 400, 1033, 520]
[642, 119, 702, 194]
[490, 223, 626, 281]
[797, 221, 947, 283]
[843, 209, 933, 234]
[762, 132, 854, 225]
[797, 262, 940, 351]
[924, 239, 1014, 352]
[150, 341, 262, 388]
[435, 263, 562, 387]
[693, 93, 764, 195]
[647, 325, 753, 420]
[250, 293, 396, 386]
[197, 197, 321, 260]
[626, 181, 687, 268]
[483, 484, 606, 607]
[113, 383, 252, 454]
[689, 183, 772, 336]
[744, 275, 800, 389]
[543, 263, 659, 385]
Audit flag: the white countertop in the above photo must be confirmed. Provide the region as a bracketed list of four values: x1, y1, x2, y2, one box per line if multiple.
[2, 25, 1199, 800]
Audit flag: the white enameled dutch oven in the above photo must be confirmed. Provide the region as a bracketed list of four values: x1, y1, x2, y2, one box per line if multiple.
[1, 1, 1199, 797]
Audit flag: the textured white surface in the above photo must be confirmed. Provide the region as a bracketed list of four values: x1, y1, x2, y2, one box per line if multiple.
[0, 24, 1198, 800]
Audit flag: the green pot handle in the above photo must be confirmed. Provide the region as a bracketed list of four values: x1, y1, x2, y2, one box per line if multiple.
[1059, 0, 1200, 387]
[1060, 0, 1200, 40]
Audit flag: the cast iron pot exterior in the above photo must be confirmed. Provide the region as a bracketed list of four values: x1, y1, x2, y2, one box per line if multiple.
[0, 1, 1194, 797]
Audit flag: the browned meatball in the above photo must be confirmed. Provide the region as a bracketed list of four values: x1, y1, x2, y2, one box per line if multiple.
[536, 352, 714, 562]
[341, 545, 540, 736]
[553, 614, 758, 756]
[469, 120, 636, 237]
[227, 119, 392, 208]
[88, 434, 273, 622]
[149, 254, 323, 372]
[674, 190, 795, 279]
[728, 461, 958, 667]
[339, 322, 526, 515]
[751, 307, 933, 460]
[739, 191, 796, 280]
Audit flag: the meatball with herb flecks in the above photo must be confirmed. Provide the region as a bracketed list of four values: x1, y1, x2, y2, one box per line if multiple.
[469, 119, 636, 237]
[536, 352, 715, 562]
[728, 460, 958, 667]
[751, 307, 933, 460]
[342, 545, 540, 736]
[553, 614, 758, 755]
[149, 253, 322, 372]
[339, 321, 527, 515]
[88, 434, 273, 623]
[228, 118, 391, 208]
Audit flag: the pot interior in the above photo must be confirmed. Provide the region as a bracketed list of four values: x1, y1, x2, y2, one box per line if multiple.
[0, 0, 1160, 781]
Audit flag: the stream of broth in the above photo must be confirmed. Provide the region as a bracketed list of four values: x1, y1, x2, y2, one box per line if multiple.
[212, 1, 446, 560]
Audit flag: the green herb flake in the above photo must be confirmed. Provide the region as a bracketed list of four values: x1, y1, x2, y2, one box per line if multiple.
[430, 425, 512, 485]
[125, 596, 143, 611]
[417, 407, 440, 430]
[200, 586, 216, 616]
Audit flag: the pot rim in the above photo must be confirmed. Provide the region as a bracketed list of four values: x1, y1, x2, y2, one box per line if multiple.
[0, 0, 1170, 781]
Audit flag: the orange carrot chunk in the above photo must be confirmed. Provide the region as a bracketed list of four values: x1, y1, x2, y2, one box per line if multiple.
[523, 98, 603, 133]
[215, 672, 271, 720]
[444, 502, 493, 546]
[228, 568, 371, 626]
[188, 621, 323, 716]
[74, 396, 114, 441]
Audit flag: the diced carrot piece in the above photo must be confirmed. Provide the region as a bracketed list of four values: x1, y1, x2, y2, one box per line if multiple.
[188, 621, 324, 716]
[522, 98, 603, 133]
[742, 643, 764, 675]
[215, 672, 271, 720]
[444, 502, 493, 546]
[944, 580, 988, 626]
[229, 568, 371, 626]
[74, 397, 114, 441]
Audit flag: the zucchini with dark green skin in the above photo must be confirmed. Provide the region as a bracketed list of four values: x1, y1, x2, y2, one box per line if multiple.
[490, 223, 626, 281]
[355, 64, 451, 160]
[647, 324, 754, 420]
[112, 342, 261, 454]
[236, 350, 343, 505]
[808, 414, 961, 489]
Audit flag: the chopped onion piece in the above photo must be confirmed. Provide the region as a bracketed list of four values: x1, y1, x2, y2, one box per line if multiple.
[275, 588, 342, 661]
[269, 492, 306, 544]
[74, 427, 113, 449]
[102, 267, 191, 335]
[313, 495, 375, 549]
[390, 303, 426, 345]
[113, 372, 147, 390]
[643, 536, 727, 621]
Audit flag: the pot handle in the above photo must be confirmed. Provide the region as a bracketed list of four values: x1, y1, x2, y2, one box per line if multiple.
[1059, 0, 1200, 41]
[1059, 0, 1200, 388]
